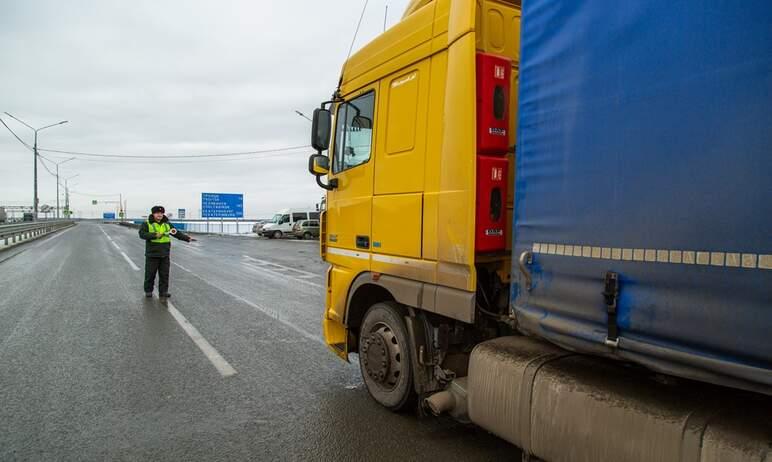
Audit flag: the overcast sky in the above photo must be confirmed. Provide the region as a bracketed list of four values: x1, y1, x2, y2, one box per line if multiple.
[0, 0, 409, 219]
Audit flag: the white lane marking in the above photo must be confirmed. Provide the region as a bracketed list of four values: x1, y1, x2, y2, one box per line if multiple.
[172, 261, 322, 345]
[174, 241, 202, 252]
[33, 226, 73, 248]
[166, 299, 237, 378]
[101, 225, 140, 271]
[240, 262, 323, 289]
[173, 262, 192, 273]
[242, 255, 320, 278]
[120, 251, 140, 271]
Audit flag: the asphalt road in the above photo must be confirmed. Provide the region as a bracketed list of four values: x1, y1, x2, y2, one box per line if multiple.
[0, 222, 518, 461]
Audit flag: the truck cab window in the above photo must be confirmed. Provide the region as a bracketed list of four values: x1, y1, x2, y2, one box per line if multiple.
[333, 91, 375, 173]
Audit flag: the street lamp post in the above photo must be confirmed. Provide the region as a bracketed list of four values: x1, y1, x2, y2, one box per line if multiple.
[4, 112, 68, 221]
[294, 110, 312, 122]
[64, 174, 79, 219]
[51, 157, 76, 219]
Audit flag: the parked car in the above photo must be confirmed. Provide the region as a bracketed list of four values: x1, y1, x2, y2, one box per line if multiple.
[260, 208, 319, 239]
[251, 219, 270, 234]
[292, 219, 320, 240]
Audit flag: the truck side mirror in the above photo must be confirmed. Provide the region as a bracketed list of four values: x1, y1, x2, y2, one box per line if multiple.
[352, 115, 372, 130]
[311, 108, 332, 151]
[308, 153, 338, 191]
[308, 153, 330, 176]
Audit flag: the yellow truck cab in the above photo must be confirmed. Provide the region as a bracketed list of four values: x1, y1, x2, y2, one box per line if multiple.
[308, 0, 520, 409]
[306, 1, 772, 459]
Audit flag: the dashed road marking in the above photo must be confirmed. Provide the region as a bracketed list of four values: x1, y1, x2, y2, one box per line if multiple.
[176, 243, 202, 254]
[172, 261, 322, 345]
[173, 262, 192, 273]
[101, 226, 140, 271]
[242, 255, 319, 279]
[120, 251, 140, 271]
[240, 259, 323, 289]
[166, 299, 237, 378]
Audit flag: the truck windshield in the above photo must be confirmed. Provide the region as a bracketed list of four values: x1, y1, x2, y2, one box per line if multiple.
[271, 214, 282, 223]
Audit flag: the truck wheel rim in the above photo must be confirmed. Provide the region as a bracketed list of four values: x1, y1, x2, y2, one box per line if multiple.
[361, 323, 403, 389]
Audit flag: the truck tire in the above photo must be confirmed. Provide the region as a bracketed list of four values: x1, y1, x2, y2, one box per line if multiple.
[358, 302, 416, 411]
[272, 230, 282, 239]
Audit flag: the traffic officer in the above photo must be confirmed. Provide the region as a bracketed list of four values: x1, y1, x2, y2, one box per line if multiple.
[139, 205, 196, 298]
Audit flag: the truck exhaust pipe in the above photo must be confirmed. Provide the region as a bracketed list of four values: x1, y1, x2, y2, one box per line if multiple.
[423, 378, 469, 423]
[424, 390, 455, 416]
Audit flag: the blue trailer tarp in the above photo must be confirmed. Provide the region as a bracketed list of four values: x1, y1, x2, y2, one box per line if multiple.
[512, 0, 772, 394]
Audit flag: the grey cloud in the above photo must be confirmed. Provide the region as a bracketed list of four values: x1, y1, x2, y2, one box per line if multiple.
[2, 0, 409, 218]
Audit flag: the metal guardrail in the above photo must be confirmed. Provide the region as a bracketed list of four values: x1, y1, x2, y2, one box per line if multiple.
[0, 221, 74, 246]
[117, 218, 266, 235]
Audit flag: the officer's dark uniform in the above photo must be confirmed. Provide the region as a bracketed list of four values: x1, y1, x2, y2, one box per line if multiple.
[139, 206, 192, 297]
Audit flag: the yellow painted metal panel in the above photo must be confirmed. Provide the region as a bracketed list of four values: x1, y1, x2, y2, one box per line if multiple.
[372, 193, 423, 259]
[437, 32, 477, 290]
[422, 51, 448, 263]
[403, 0, 433, 19]
[328, 265, 355, 323]
[448, 0, 476, 46]
[433, 0, 450, 37]
[431, 0, 451, 53]
[374, 60, 431, 195]
[323, 317, 348, 360]
[370, 254, 437, 283]
[385, 71, 419, 154]
[342, 3, 435, 92]
[422, 192, 439, 261]
[326, 183, 373, 252]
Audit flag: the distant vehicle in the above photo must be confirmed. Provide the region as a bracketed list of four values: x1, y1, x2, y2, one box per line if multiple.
[23, 212, 33, 222]
[260, 209, 319, 239]
[251, 219, 271, 234]
[292, 219, 319, 240]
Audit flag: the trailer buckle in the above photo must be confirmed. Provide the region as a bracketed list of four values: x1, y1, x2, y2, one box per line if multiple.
[603, 271, 620, 347]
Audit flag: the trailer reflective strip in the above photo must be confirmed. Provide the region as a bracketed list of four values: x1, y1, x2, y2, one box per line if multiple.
[327, 247, 370, 260]
[531, 242, 771, 270]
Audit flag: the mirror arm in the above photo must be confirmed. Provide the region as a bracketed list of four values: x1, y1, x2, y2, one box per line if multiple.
[316, 175, 338, 191]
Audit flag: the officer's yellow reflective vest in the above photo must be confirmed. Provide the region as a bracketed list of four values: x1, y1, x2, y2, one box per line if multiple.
[147, 220, 171, 244]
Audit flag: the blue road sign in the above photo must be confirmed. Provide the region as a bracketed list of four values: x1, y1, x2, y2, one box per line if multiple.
[103, 212, 116, 219]
[201, 193, 244, 218]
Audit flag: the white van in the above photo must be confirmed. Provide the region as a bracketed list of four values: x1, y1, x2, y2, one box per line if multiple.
[259, 208, 320, 239]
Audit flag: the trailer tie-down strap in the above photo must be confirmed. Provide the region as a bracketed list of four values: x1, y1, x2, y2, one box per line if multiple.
[603, 271, 620, 347]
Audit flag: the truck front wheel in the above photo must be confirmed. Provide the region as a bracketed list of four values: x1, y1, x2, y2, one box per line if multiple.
[358, 302, 416, 411]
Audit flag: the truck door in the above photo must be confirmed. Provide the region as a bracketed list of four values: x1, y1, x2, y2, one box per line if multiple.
[326, 89, 377, 254]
